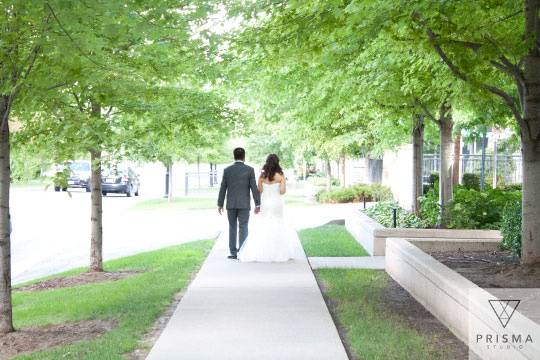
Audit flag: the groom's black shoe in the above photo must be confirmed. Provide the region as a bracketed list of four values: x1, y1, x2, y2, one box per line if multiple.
[227, 254, 237, 259]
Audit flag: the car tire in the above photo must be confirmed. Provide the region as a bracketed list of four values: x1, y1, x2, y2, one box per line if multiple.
[85, 185, 91, 193]
[102, 192, 107, 196]
[62, 187, 67, 192]
[126, 185, 132, 197]
[54, 186, 60, 192]
[135, 188, 139, 196]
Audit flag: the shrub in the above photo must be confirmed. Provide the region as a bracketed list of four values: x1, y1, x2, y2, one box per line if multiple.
[317, 183, 393, 203]
[423, 172, 440, 196]
[428, 172, 439, 188]
[52, 168, 70, 189]
[308, 175, 340, 187]
[500, 184, 522, 191]
[445, 188, 521, 229]
[462, 173, 480, 191]
[419, 184, 521, 230]
[316, 187, 355, 203]
[10, 146, 48, 183]
[419, 183, 440, 227]
[365, 183, 393, 201]
[364, 201, 426, 228]
[500, 201, 522, 256]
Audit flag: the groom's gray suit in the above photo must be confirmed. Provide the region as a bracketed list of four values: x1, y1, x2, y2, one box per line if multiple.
[218, 161, 261, 256]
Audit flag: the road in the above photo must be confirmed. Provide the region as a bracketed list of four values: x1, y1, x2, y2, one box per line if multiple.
[10, 187, 223, 284]
[10, 186, 356, 285]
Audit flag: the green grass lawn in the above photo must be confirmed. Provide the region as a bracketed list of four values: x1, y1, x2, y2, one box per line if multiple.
[316, 269, 454, 360]
[11, 240, 214, 359]
[299, 224, 368, 257]
[133, 197, 217, 210]
[134, 194, 318, 211]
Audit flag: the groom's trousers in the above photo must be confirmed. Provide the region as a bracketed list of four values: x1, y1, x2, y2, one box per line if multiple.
[227, 208, 250, 255]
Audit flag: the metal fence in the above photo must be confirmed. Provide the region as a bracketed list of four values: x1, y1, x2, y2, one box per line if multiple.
[184, 171, 219, 195]
[423, 154, 522, 185]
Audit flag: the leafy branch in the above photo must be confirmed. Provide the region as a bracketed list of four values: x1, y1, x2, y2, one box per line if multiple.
[411, 11, 527, 138]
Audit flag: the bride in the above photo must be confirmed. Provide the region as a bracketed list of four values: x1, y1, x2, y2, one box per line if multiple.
[238, 154, 305, 262]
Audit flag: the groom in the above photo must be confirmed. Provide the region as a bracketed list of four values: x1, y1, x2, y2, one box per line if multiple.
[217, 148, 261, 259]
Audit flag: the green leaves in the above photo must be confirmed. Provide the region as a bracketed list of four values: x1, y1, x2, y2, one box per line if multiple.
[10, 0, 237, 167]
[221, 0, 522, 165]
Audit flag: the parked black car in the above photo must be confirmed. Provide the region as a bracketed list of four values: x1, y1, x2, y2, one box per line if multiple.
[67, 160, 91, 192]
[101, 166, 140, 197]
[53, 160, 91, 192]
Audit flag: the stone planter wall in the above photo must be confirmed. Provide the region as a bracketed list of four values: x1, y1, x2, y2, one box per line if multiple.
[345, 210, 384, 255]
[345, 209, 501, 256]
[386, 237, 540, 359]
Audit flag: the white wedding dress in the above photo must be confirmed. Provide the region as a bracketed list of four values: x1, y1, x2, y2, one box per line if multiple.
[237, 182, 305, 262]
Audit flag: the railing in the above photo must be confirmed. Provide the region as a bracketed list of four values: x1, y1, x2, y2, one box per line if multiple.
[184, 171, 219, 195]
[423, 154, 522, 185]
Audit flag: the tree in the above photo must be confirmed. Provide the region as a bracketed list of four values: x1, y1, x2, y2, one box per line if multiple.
[2, 0, 231, 333]
[410, 0, 540, 263]
[33, 0, 226, 271]
[225, 0, 459, 207]
[128, 86, 237, 199]
[0, 0, 58, 334]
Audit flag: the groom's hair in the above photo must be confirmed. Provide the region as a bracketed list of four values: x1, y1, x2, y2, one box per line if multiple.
[233, 147, 245, 160]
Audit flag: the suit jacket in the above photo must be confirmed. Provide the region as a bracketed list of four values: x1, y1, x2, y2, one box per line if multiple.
[217, 162, 261, 209]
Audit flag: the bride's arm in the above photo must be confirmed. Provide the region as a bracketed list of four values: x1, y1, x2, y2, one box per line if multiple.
[258, 176, 263, 194]
[279, 174, 286, 195]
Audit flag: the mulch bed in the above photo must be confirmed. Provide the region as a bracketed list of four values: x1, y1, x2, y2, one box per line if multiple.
[381, 276, 469, 360]
[15, 270, 144, 292]
[315, 272, 469, 360]
[428, 250, 540, 288]
[0, 319, 117, 359]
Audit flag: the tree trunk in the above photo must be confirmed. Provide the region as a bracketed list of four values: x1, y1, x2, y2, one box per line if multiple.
[164, 162, 170, 198]
[521, 141, 540, 264]
[340, 155, 346, 188]
[209, 163, 213, 187]
[480, 129, 488, 190]
[520, 1, 540, 264]
[89, 101, 103, 272]
[492, 135, 498, 188]
[325, 159, 332, 191]
[0, 96, 14, 334]
[197, 155, 200, 189]
[452, 131, 461, 186]
[438, 106, 454, 227]
[412, 114, 424, 216]
[89, 149, 103, 272]
[335, 160, 341, 187]
[168, 163, 173, 202]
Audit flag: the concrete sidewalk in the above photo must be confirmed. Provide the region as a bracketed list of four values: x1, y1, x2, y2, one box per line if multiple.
[146, 236, 349, 360]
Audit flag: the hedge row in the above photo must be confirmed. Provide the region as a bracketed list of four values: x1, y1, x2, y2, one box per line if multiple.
[316, 183, 393, 203]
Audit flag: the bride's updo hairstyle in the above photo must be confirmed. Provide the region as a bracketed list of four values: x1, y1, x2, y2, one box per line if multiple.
[261, 154, 283, 182]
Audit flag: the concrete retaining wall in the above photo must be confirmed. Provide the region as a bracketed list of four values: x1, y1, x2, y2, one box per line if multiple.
[345, 210, 384, 255]
[386, 237, 540, 359]
[345, 209, 501, 255]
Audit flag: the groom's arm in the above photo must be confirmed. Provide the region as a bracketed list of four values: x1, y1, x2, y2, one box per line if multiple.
[217, 170, 227, 210]
[250, 168, 261, 207]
